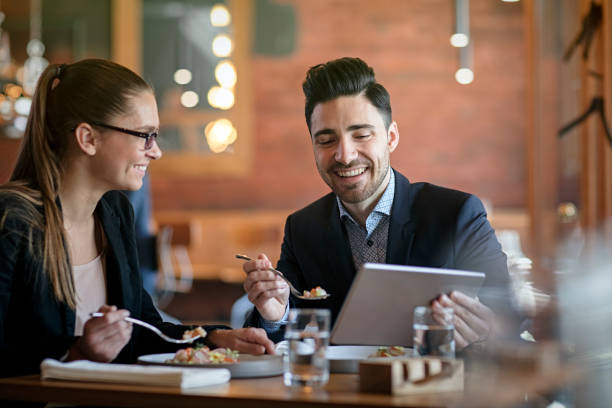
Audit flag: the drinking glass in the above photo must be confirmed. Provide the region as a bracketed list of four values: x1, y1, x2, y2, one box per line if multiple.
[284, 308, 330, 387]
[413, 306, 455, 358]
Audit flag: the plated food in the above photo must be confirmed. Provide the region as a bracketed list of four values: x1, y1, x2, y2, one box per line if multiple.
[166, 346, 239, 365]
[182, 326, 207, 340]
[139, 352, 283, 378]
[369, 346, 407, 358]
[302, 286, 328, 298]
[324, 345, 411, 373]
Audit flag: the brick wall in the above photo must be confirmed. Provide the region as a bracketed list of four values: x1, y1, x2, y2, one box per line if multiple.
[0, 1, 526, 213]
[151, 0, 526, 212]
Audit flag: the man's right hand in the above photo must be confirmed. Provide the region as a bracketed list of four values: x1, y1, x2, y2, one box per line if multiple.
[242, 253, 289, 321]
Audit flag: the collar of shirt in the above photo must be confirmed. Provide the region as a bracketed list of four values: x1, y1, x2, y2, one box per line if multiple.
[337, 169, 395, 237]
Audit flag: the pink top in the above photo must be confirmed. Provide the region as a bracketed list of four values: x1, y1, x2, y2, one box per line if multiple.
[73, 254, 107, 336]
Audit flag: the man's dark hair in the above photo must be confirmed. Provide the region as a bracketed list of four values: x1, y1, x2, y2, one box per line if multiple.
[302, 57, 392, 133]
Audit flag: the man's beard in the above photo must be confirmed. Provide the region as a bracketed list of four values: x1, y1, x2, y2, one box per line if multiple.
[319, 159, 389, 204]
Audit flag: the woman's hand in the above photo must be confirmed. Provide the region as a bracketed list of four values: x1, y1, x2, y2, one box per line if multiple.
[67, 305, 132, 362]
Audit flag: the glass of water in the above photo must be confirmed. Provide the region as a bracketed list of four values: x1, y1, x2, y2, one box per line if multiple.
[284, 308, 330, 387]
[413, 306, 455, 358]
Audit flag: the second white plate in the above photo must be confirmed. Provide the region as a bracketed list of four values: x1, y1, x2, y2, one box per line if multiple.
[274, 344, 413, 374]
[328, 346, 391, 373]
[137, 353, 283, 378]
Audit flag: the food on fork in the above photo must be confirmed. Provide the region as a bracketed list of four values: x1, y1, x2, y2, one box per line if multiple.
[166, 346, 240, 364]
[302, 286, 328, 298]
[370, 346, 406, 358]
[182, 326, 207, 340]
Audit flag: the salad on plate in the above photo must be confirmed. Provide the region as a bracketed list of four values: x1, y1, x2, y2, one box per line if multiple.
[166, 346, 240, 364]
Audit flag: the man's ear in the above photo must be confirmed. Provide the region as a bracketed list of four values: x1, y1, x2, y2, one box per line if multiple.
[73, 123, 97, 156]
[387, 121, 399, 153]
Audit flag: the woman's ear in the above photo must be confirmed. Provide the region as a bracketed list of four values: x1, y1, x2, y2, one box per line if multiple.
[73, 123, 97, 156]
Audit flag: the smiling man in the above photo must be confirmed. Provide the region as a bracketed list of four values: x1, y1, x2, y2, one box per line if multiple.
[242, 57, 515, 348]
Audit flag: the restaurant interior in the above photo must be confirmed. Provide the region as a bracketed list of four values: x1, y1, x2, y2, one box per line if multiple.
[0, 0, 611, 407]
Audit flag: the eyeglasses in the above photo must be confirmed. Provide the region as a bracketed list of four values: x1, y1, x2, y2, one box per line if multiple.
[92, 122, 158, 150]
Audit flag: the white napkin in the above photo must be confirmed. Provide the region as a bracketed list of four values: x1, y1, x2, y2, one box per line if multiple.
[40, 359, 230, 389]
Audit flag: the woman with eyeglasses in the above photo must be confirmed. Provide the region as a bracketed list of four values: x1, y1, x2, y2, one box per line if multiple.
[0, 59, 274, 377]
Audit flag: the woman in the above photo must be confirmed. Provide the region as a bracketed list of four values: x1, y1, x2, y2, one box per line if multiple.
[0, 59, 274, 377]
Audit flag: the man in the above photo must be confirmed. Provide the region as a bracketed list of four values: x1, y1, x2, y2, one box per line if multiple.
[242, 57, 514, 347]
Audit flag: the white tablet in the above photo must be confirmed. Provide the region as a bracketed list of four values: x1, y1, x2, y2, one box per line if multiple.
[330, 263, 485, 346]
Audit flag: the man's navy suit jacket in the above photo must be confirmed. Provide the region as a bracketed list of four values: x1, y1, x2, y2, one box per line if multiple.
[247, 170, 513, 342]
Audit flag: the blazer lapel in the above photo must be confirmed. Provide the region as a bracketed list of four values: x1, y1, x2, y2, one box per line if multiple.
[325, 199, 356, 284]
[386, 170, 417, 265]
[97, 198, 131, 309]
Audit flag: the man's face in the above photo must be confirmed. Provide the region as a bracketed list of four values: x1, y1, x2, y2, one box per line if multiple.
[310, 94, 399, 206]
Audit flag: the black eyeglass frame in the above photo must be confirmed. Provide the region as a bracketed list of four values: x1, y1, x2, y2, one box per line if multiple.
[92, 122, 158, 150]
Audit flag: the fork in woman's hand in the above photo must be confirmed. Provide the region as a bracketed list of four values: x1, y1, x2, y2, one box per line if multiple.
[89, 312, 206, 344]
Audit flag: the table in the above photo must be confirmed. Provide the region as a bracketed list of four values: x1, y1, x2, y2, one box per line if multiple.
[0, 373, 462, 408]
[0, 361, 576, 408]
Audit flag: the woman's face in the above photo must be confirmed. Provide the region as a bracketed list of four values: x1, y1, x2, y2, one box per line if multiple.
[93, 91, 161, 191]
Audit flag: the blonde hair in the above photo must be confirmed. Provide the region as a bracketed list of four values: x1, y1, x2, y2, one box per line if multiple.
[0, 59, 151, 309]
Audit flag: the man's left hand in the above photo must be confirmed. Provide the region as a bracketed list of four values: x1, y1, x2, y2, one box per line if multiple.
[434, 291, 496, 350]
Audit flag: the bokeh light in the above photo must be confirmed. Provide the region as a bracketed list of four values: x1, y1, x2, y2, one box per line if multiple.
[14, 97, 32, 116]
[212, 34, 233, 57]
[450, 33, 469, 48]
[205, 118, 237, 153]
[455, 68, 474, 85]
[180, 90, 199, 108]
[173, 68, 193, 85]
[210, 4, 231, 26]
[207, 86, 235, 110]
[215, 60, 237, 88]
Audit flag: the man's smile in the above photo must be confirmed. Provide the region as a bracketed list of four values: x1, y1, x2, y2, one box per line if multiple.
[334, 167, 367, 178]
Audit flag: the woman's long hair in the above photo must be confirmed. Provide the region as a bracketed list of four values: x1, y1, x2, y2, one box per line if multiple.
[0, 59, 151, 309]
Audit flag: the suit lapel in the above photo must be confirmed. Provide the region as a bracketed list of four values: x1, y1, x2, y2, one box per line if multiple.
[386, 170, 417, 265]
[325, 199, 356, 284]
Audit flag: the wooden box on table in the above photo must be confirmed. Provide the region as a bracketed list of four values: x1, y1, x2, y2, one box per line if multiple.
[359, 358, 464, 395]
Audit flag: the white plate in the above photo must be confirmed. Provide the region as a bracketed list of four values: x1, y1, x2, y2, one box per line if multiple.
[275, 343, 412, 373]
[137, 353, 283, 378]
